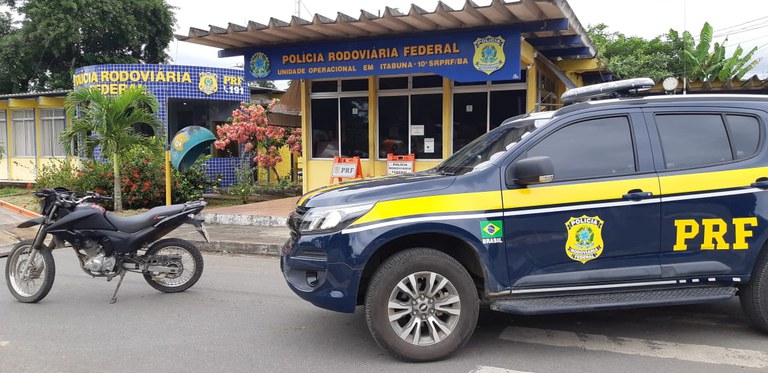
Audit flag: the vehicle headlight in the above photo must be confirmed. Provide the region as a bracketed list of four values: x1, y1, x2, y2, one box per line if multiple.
[300, 203, 375, 233]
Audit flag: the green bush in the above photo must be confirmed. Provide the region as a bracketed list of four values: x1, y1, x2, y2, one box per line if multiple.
[36, 148, 218, 210]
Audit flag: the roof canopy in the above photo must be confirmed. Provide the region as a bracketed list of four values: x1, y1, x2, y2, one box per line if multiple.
[176, 0, 596, 60]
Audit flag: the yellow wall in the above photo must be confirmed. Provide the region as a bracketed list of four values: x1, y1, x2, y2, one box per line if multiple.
[0, 159, 8, 179]
[1, 96, 68, 183]
[8, 157, 36, 181]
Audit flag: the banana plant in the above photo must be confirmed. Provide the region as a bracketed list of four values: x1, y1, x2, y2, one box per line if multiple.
[682, 22, 762, 81]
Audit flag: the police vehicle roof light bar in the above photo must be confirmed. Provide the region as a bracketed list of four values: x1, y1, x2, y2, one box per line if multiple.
[561, 78, 655, 105]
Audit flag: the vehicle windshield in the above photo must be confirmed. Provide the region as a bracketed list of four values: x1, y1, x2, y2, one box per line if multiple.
[434, 112, 554, 176]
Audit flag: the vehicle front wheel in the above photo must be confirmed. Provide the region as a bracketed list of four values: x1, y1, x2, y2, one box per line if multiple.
[5, 240, 55, 303]
[365, 248, 479, 362]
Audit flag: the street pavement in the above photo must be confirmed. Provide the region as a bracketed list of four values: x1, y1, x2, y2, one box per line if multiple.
[1, 252, 767, 372]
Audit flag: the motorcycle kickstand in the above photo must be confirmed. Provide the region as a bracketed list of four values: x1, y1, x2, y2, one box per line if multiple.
[109, 270, 127, 304]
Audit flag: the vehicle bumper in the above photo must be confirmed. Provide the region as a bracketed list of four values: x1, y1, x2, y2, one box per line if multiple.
[280, 238, 361, 313]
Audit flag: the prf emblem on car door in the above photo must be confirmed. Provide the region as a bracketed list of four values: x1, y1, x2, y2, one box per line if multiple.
[565, 216, 605, 264]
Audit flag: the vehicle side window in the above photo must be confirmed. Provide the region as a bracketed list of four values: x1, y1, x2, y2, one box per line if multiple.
[656, 114, 760, 169]
[726, 115, 760, 159]
[526, 116, 635, 181]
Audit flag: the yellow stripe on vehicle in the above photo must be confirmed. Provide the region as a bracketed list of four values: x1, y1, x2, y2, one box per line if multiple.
[350, 190, 502, 226]
[502, 176, 660, 209]
[659, 166, 768, 195]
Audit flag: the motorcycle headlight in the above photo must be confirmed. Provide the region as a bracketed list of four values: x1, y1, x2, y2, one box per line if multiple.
[300, 203, 375, 233]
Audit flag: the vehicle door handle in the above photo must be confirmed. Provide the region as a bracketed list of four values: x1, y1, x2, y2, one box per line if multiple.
[622, 189, 654, 201]
[751, 178, 768, 189]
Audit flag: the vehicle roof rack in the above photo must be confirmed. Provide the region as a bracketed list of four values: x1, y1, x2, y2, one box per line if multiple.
[561, 78, 655, 105]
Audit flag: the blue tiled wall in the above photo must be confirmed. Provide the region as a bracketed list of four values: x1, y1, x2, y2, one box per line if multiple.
[73, 64, 250, 185]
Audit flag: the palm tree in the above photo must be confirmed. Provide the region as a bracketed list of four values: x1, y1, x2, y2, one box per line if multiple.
[61, 86, 162, 212]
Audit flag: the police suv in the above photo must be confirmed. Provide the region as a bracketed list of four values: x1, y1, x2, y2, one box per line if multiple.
[282, 78, 768, 362]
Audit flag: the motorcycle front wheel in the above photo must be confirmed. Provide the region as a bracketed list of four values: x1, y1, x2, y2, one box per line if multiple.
[143, 238, 203, 293]
[5, 240, 56, 303]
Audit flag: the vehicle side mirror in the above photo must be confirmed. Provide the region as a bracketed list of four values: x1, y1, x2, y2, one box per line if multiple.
[507, 156, 554, 186]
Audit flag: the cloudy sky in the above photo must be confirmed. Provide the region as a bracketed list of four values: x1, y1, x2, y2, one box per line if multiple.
[168, 0, 768, 80]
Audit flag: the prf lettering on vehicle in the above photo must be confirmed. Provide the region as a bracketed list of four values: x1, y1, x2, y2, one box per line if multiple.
[673, 217, 758, 251]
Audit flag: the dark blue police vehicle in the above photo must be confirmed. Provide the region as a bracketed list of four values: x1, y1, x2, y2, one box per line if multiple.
[282, 78, 768, 361]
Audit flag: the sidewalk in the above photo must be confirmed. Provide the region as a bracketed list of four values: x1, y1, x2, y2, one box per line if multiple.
[0, 197, 298, 258]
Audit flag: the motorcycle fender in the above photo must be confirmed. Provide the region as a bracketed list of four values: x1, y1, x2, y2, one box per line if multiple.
[17, 217, 44, 228]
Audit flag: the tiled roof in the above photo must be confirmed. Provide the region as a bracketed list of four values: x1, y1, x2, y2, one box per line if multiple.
[176, 0, 596, 60]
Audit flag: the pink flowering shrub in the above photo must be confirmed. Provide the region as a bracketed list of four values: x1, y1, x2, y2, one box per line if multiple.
[214, 99, 302, 178]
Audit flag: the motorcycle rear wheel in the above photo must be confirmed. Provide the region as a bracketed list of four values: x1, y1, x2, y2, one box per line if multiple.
[143, 238, 203, 293]
[5, 240, 56, 303]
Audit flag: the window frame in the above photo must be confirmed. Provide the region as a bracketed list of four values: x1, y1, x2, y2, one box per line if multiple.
[0, 110, 6, 155]
[11, 109, 35, 157]
[376, 75, 444, 161]
[309, 78, 370, 160]
[520, 114, 640, 183]
[451, 81, 526, 154]
[39, 108, 67, 157]
[653, 112, 763, 172]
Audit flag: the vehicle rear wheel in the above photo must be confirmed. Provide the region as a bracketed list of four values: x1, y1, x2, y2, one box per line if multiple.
[365, 248, 479, 362]
[5, 240, 55, 303]
[143, 239, 203, 293]
[741, 252, 768, 331]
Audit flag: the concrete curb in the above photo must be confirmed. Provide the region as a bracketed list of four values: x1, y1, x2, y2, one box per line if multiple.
[188, 239, 281, 256]
[203, 213, 287, 227]
[0, 200, 41, 219]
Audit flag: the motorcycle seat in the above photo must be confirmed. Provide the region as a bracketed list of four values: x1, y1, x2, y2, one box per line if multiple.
[106, 204, 188, 233]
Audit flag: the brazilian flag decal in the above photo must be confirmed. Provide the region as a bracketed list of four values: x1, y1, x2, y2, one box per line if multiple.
[481, 220, 503, 244]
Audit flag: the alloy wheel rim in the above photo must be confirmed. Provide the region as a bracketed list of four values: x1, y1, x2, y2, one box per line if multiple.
[386, 271, 461, 346]
[9, 245, 46, 297]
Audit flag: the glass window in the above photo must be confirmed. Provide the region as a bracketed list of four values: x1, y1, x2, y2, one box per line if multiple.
[656, 114, 732, 169]
[310, 98, 339, 158]
[527, 117, 636, 180]
[11, 109, 35, 157]
[411, 94, 443, 159]
[726, 115, 760, 160]
[340, 97, 369, 158]
[412, 75, 443, 89]
[341, 79, 368, 92]
[311, 80, 337, 93]
[378, 96, 409, 157]
[40, 108, 66, 157]
[379, 77, 408, 90]
[490, 90, 526, 130]
[453, 92, 488, 152]
[0, 110, 6, 155]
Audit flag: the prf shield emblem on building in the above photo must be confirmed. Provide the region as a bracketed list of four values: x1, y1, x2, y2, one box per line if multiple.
[480, 220, 503, 244]
[198, 72, 218, 95]
[473, 36, 506, 75]
[565, 216, 605, 264]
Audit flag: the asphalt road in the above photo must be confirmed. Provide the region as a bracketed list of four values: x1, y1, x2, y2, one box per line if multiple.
[2, 251, 768, 373]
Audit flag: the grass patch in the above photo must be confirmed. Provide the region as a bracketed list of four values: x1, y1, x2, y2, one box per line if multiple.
[0, 187, 24, 197]
[0, 191, 40, 213]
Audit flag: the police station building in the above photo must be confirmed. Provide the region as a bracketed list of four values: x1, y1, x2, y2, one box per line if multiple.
[183, 0, 599, 192]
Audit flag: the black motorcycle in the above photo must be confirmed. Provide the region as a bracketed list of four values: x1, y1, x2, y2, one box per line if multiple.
[5, 188, 209, 304]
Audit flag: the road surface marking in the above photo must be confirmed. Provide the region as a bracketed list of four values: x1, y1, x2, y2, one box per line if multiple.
[470, 366, 533, 373]
[500, 326, 768, 369]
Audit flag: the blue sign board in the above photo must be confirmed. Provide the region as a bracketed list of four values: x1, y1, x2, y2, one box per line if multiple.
[243, 27, 521, 83]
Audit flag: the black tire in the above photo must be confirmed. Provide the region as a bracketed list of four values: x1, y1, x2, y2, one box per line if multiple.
[741, 252, 768, 331]
[5, 240, 56, 303]
[365, 248, 479, 362]
[142, 238, 203, 293]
